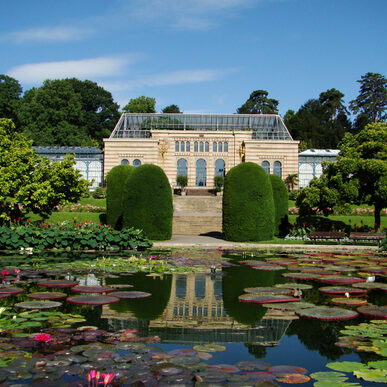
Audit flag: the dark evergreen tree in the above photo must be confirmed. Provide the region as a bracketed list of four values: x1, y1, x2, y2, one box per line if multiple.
[237, 90, 279, 114]
[0, 75, 22, 128]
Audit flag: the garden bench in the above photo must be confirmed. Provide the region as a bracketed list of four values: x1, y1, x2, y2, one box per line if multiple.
[349, 232, 385, 245]
[309, 231, 346, 243]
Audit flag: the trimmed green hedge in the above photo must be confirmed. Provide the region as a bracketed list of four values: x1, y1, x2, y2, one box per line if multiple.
[222, 162, 274, 241]
[106, 165, 134, 229]
[269, 174, 289, 236]
[122, 164, 173, 240]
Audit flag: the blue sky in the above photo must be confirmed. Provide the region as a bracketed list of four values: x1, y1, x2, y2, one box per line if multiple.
[1, 0, 386, 116]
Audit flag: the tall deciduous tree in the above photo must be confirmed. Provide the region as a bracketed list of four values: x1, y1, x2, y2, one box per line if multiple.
[162, 104, 181, 113]
[123, 96, 156, 113]
[349, 72, 387, 125]
[296, 122, 387, 227]
[0, 75, 22, 127]
[237, 90, 279, 114]
[0, 119, 89, 224]
[19, 78, 119, 147]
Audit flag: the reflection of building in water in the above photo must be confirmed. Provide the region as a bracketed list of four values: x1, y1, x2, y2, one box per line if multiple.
[103, 273, 291, 345]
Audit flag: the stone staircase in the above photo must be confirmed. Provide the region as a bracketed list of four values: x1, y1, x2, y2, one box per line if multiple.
[173, 196, 222, 235]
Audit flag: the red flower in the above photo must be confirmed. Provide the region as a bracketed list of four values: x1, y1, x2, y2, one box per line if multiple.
[34, 333, 52, 343]
[1, 270, 10, 276]
[27, 219, 30, 223]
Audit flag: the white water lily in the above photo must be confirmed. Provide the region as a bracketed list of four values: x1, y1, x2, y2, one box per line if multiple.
[0, 307, 6, 315]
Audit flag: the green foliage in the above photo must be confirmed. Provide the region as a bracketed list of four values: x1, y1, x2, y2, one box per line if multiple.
[349, 72, 387, 125]
[0, 119, 89, 224]
[284, 173, 298, 192]
[214, 175, 224, 192]
[222, 162, 274, 241]
[0, 75, 22, 127]
[123, 96, 156, 113]
[162, 104, 181, 113]
[269, 174, 289, 236]
[18, 78, 119, 146]
[91, 186, 106, 199]
[0, 222, 152, 250]
[106, 165, 134, 229]
[122, 164, 173, 240]
[176, 174, 188, 190]
[237, 90, 279, 114]
[297, 123, 387, 227]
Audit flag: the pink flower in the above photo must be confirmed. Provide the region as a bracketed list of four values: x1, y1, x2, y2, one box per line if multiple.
[34, 333, 52, 343]
[14, 268, 20, 274]
[102, 373, 115, 386]
[1, 270, 9, 277]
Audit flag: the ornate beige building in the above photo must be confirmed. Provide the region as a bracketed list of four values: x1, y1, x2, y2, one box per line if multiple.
[103, 113, 299, 189]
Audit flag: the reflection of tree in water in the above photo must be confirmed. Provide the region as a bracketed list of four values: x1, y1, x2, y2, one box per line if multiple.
[286, 318, 355, 360]
[245, 343, 267, 359]
[222, 264, 283, 325]
[105, 273, 172, 321]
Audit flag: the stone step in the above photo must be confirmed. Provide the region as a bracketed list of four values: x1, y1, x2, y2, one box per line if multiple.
[174, 196, 222, 213]
[185, 189, 215, 196]
[173, 214, 222, 235]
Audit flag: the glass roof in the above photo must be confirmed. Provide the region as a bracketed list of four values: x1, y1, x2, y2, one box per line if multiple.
[109, 113, 293, 140]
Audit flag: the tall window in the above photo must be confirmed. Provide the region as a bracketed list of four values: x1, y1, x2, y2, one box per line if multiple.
[224, 142, 228, 152]
[133, 159, 141, 168]
[180, 141, 185, 152]
[274, 161, 282, 177]
[177, 158, 188, 177]
[205, 141, 209, 152]
[218, 142, 223, 152]
[262, 161, 270, 174]
[121, 159, 129, 165]
[196, 159, 207, 187]
[213, 142, 217, 152]
[199, 141, 204, 152]
[175, 141, 179, 152]
[186, 141, 190, 152]
[194, 141, 198, 152]
[215, 159, 225, 177]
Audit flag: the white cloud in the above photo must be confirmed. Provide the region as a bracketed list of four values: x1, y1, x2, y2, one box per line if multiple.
[101, 68, 231, 92]
[8, 56, 133, 84]
[3, 26, 92, 43]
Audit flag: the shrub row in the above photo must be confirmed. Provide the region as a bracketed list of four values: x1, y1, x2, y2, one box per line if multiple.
[0, 224, 152, 251]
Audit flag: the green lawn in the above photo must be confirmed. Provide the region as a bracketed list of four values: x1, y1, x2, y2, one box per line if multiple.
[47, 211, 103, 224]
[79, 197, 106, 207]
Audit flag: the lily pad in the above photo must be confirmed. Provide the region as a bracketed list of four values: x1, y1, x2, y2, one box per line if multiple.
[108, 291, 152, 299]
[71, 286, 115, 293]
[14, 301, 62, 309]
[252, 265, 286, 271]
[263, 301, 315, 310]
[319, 287, 367, 295]
[66, 295, 119, 305]
[352, 282, 387, 290]
[235, 360, 271, 371]
[296, 306, 359, 321]
[0, 287, 24, 295]
[275, 373, 310, 384]
[37, 280, 79, 288]
[354, 368, 387, 383]
[331, 298, 367, 306]
[316, 276, 365, 285]
[357, 305, 387, 319]
[27, 292, 67, 300]
[274, 283, 313, 290]
[193, 343, 226, 352]
[269, 365, 307, 375]
[282, 272, 320, 280]
[244, 287, 292, 295]
[326, 361, 369, 373]
[239, 294, 300, 304]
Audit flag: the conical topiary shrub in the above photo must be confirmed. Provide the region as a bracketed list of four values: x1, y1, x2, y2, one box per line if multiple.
[122, 164, 173, 240]
[269, 174, 289, 236]
[222, 162, 274, 241]
[106, 165, 134, 229]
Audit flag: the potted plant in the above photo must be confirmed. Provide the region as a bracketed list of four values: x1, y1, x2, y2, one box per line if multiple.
[176, 174, 188, 195]
[214, 175, 224, 195]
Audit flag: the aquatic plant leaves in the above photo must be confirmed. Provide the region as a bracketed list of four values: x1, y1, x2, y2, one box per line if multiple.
[274, 283, 313, 290]
[14, 301, 62, 309]
[108, 291, 152, 298]
[71, 286, 115, 293]
[66, 295, 119, 305]
[193, 343, 226, 352]
[37, 280, 79, 288]
[353, 368, 387, 383]
[275, 373, 310, 384]
[239, 294, 300, 304]
[326, 361, 369, 373]
[357, 305, 387, 319]
[331, 298, 367, 306]
[263, 302, 315, 310]
[26, 292, 67, 300]
[297, 307, 358, 321]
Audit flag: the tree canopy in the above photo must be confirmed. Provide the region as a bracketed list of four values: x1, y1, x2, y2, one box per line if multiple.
[162, 104, 181, 113]
[123, 96, 156, 113]
[0, 75, 22, 127]
[349, 72, 387, 126]
[0, 118, 89, 224]
[237, 90, 279, 114]
[19, 78, 119, 147]
[296, 122, 387, 227]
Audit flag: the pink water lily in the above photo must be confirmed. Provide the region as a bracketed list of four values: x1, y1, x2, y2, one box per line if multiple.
[1, 270, 9, 277]
[102, 373, 115, 386]
[14, 268, 20, 274]
[34, 333, 52, 343]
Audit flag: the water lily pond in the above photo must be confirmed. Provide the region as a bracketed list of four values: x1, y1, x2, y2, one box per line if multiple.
[0, 249, 386, 386]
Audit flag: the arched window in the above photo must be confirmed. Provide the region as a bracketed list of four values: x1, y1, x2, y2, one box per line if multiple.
[186, 141, 190, 152]
[194, 141, 198, 152]
[180, 141, 185, 152]
[224, 142, 228, 152]
[205, 141, 209, 152]
[175, 141, 179, 152]
[121, 159, 129, 165]
[196, 159, 207, 187]
[218, 142, 223, 152]
[273, 161, 282, 177]
[213, 142, 217, 152]
[215, 159, 225, 177]
[133, 159, 141, 168]
[177, 158, 188, 177]
[199, 141, 204, 152]
[262, 161, 270, 174]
